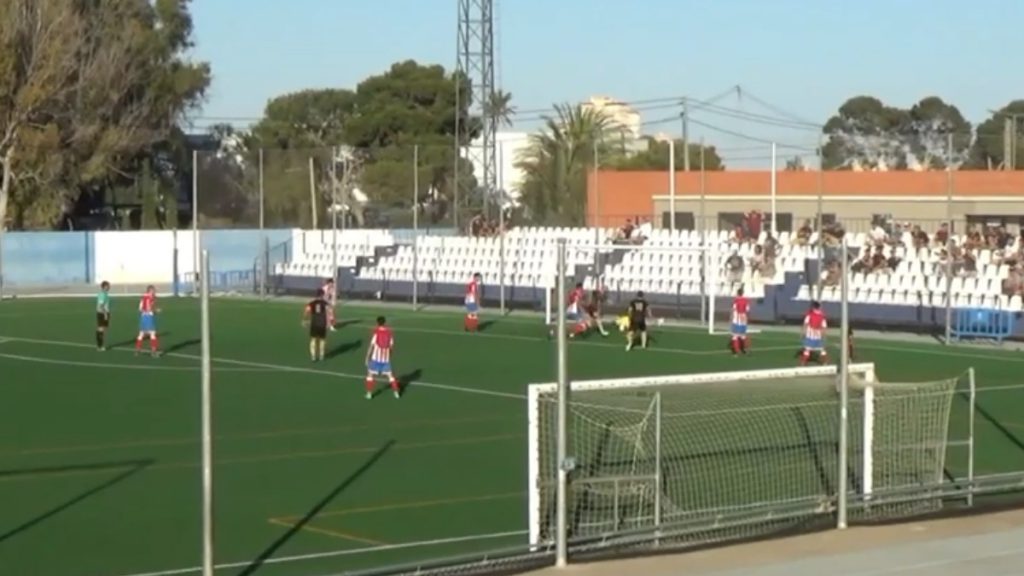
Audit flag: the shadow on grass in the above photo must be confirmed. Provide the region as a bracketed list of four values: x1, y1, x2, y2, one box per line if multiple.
[396, 369, 423, 396]
[325, 339, 361, 360]
[0, 459, 153, 544]
[237, 441, 394, 576]
[164, 339, 201, 355]
[974, 400, 1024, 453]
[109, 332, 172, 349]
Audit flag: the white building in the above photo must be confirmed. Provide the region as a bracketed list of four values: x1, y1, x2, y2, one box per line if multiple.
[581, 96, 642, 141]
[463, 131, 531, 203]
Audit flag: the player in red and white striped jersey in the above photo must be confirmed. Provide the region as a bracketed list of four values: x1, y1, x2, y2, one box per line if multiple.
[365, 316, 400, 399]
[799, 302, 828, 365]
[322, 278, 337, 331]
[464, 273, 482, 332]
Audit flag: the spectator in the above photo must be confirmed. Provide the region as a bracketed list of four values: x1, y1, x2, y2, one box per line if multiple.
[730, 225, 745, 244]
[822, 260, 841, 287]
[795, 219, 813, 246]
[744, 210, 763, 241]
[870, 246, 888, 273]
[934, 223, 949, 247]
[1003, 265, 1023, 297]
[725, 251, 744, 283]
[469, 213, 485, 237]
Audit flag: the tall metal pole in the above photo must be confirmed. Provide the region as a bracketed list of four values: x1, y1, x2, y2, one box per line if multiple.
[592, 139, 600, 227]
[837, 240, 850, 530]
[681, 102, 690, 172]
[653, 392, 663, 539]
[699, 140, 707, 324]
[412, 145, 419, 310]
[330, 147, 338, 282]
[0, 219, 5, 301]
[816, 147, 824, 300]
[944, 133, 954, 344]
[192, 150, 200, 294]
[668, 139, 676, 231]
[770, 142, 778, 235]
[200, 250, 214, 576]
[555, 238, 570, 568]
[258, 149, 266, 299]
[308, 157, 318, 230]
[498, 143, 506, 315]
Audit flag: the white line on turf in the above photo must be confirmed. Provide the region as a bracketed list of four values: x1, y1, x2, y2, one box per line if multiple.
[0, 352, 276, 373]
[107, 530, 529, 576]
[0, 335, 525, 400]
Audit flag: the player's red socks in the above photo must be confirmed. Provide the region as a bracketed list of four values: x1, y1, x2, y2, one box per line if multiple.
[365, 377, 375, 393]
[741, 336, 749, 353]
[135, 337, 143, 351]
[730, 337, 741, 355]
[799, 350, 810, 365]
[389, 377, 399, 393]
[150, 337, 159, 352]
[574, 322, 587, 335]
[465, 316, 478, 332]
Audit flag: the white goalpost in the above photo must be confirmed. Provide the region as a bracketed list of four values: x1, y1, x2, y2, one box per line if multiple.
[539, 240, 755, 334]
[526, 361, 961, 552]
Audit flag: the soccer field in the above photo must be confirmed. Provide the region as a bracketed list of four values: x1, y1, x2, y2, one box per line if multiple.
[2, 297, 1024, 576]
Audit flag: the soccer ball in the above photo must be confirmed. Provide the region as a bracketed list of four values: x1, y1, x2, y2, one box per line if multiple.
[616, 315, 630, 332]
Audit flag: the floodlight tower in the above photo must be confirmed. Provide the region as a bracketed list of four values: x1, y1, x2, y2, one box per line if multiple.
[454, 0, 497, 228]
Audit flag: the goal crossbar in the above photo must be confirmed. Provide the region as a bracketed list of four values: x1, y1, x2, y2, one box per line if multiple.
[526, 362, 879, 546]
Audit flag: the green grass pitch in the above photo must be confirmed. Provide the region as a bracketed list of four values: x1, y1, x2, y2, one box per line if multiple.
[1, 297, 1024, 576]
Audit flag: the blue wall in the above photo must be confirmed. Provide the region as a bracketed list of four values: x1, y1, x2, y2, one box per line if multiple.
[1, 232, 92, 286]
[201, 229, 291, 273]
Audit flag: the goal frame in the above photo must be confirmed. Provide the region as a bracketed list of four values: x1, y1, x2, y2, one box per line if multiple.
[541, 241, 742, 334]
[525, 362, 878, 547]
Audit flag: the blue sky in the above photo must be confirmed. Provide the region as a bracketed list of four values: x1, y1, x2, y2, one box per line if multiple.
[189, 0, 1020, 167]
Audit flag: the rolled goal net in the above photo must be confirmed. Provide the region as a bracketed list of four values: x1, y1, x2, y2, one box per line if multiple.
[527, 363, 960, 553]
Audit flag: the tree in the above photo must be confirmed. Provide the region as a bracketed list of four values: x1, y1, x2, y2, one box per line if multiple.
[484, 90, 516, 128]
[516, 104, 617, 226]
[609, 138, 725, 171]
[904, 97, 971, 169]
[248, 61, 479, 227]
[0, 0, 209, 229]
[821, 96, 910, 170]
[966, 101, 1024, 170]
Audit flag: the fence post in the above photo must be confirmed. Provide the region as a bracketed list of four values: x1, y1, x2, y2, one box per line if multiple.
[967, 367, 976, 507]
[654, 391, 662, 543]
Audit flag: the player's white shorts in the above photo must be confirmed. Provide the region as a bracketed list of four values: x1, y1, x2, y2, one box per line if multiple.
[368, 360, 392, 375]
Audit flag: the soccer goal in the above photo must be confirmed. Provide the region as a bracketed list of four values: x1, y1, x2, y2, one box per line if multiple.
[541, 238, 746, 334]
[526, 362, 962, 551]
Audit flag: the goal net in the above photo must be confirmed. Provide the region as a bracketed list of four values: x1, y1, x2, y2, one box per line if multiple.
[540, 239, 741, 334]
[526, 363, 959, 551]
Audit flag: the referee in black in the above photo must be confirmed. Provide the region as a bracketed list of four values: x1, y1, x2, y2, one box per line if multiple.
[625, 291, 651, 351]
[303, 288, 330, 362]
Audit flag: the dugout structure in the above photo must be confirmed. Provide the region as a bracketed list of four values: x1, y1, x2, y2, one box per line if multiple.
[527, 363, 974, 555]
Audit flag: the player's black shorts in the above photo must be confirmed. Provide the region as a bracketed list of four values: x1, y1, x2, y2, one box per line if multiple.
[309, 322, 327, 339]
[629, 317, 646, 332]
[96, 312, 109, 328]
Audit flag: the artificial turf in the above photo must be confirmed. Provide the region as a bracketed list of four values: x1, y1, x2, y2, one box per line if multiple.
[1, 297, 1023, 576]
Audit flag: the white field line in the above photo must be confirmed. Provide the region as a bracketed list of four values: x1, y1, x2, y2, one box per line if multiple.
[107, 530, 529, 576]
[0, 352, 275, 373]
[0, 335, 525, 400]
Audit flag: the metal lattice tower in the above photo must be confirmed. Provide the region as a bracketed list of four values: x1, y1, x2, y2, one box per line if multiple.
[455, 0, 496, 226]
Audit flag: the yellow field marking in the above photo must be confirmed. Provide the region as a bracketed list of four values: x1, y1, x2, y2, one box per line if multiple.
[0, 434, 523, 484]
[0, 414, 517, 458]
[267, 517, 387, 546]
[292, 491, 528, 521]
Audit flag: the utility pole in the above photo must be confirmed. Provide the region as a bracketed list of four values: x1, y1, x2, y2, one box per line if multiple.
[681, 101, 690, 172]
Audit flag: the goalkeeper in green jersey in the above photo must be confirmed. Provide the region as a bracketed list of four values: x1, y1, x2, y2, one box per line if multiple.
[96, 281, 111, 351]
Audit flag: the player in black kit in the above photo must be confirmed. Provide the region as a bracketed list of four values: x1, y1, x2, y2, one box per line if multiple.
[303, 288, 330, 361]
[625, 291, 651, 351]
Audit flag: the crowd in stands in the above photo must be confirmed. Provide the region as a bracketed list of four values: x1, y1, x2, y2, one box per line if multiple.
[468, 213, 509, 237]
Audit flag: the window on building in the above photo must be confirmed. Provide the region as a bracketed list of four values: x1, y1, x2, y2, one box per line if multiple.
[661, 211, 695, 230]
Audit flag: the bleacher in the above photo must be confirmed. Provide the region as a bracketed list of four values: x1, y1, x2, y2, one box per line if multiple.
[270, 225, 1022, 339]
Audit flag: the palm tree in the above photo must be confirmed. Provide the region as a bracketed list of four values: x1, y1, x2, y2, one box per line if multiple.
[484, 90, 516, 128]
[516, 103, 613, 226]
